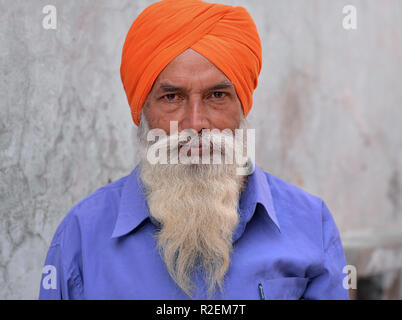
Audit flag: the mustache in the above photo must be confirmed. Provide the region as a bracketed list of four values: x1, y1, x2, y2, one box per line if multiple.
[147, 128, 237, 155]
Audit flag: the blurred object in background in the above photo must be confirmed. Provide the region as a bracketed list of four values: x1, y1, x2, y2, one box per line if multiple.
[344, 230, 402, 299]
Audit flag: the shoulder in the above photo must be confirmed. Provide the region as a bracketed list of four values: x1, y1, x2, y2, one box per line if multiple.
[49, 173, 130, 247]
[263, 170, 323, 214]
[70, 175, 128, 220]
[258, 168, 329, 239]
[261, 168, 342, 248]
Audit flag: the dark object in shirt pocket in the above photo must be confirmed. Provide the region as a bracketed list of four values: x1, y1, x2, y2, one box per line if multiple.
[258, 277, 309, 300]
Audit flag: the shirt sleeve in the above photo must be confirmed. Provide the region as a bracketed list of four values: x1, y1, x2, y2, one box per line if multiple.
[303, 201, 350, 300]
[38, 211, 84, 300]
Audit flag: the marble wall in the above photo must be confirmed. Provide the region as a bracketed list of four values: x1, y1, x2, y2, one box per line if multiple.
[0, 0, 401, 299]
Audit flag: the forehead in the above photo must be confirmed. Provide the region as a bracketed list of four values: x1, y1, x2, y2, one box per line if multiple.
[153, 48, 231, 88]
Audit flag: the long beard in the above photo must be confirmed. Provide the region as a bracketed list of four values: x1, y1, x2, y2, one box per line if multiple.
[137, 115, 247, 298]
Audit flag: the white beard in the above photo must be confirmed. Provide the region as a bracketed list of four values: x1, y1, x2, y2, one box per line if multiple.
[137, 114, 247, 298]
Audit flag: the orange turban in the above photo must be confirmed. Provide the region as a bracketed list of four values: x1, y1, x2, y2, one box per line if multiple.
[120, 0, 262, 126]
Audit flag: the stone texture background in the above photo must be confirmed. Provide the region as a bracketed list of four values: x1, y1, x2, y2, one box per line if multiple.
[0, 0, 401, 299]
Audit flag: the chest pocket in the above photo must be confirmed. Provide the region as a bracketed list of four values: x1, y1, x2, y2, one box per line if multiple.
[258, 277, 309, 300]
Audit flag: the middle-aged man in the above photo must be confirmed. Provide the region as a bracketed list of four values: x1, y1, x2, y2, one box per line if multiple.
[39, 0, 349, 300]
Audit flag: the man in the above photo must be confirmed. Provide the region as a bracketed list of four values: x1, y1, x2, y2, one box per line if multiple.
[39, 0, 349, 300]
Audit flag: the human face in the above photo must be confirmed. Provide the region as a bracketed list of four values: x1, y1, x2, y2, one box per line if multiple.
[143, 49, 243, 135]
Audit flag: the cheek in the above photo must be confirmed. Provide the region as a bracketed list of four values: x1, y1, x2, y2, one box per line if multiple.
[143, 107, 160, 130]
[211, 105, 242, 130]
[145, 110, 178, 133]
[149, 117, 170, 132]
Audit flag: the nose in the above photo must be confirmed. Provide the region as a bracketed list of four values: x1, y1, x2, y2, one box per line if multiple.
[182, 97, 210, 133]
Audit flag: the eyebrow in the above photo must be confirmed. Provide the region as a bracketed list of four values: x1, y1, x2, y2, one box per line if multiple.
[158, 81, 234, 93]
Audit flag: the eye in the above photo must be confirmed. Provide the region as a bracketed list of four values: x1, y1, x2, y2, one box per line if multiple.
[212, 91, 226, 99]
[163, 94, 177, 102]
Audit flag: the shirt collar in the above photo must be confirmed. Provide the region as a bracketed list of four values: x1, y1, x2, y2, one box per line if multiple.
[233, 163, 281, 242]
[111, 166, 151, 239]
[111, 163, 281, 239]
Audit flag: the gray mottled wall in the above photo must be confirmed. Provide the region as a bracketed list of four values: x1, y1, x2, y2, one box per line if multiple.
[0, 0, 401, 299]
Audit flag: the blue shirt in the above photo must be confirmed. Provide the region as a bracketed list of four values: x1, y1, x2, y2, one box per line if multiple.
[39, 164, 349, 300]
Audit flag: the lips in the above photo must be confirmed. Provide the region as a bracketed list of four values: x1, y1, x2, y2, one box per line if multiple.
[178, 142, 214, 156]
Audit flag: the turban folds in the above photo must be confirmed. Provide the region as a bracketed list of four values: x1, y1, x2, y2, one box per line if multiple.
[120, 0, 262, 126]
